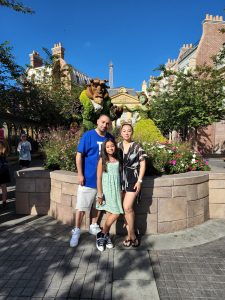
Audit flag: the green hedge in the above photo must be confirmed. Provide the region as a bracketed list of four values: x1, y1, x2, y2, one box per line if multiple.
[133, 119, 166, 144]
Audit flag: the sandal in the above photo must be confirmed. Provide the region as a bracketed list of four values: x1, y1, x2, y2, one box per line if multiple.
[123, 239, 132, 247]
[131, 238, 140, 248]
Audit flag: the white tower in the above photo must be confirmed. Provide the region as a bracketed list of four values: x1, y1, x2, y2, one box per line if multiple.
[109, 61, 113, 88]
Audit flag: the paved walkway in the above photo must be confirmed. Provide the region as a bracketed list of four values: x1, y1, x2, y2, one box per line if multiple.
[1, 211, 225, 299]
[0, 157, 225, 299]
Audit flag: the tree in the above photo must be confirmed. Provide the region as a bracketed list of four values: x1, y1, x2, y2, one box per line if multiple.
[27, 47, 84, 125]
[0, 41, 23, 91]
[150, 65, 225, 141]
[0, 0, 34, 14]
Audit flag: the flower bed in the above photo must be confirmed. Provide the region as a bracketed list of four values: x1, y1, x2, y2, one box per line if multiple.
[41, 129, 81, 172]
[143, 142, 210, 175]
[42, 129, 210, 176]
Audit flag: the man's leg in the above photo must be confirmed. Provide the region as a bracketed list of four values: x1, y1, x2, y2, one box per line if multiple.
[70, 185, 86, 247]
[75, 210, 85, 228]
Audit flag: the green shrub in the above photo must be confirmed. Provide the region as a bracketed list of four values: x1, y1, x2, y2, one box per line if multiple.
[133, 119, 166, 144]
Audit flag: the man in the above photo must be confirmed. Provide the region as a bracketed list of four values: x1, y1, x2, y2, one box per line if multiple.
[70, 114, 113, 247]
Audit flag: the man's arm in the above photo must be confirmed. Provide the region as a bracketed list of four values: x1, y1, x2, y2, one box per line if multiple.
[76, 152, 84, 186]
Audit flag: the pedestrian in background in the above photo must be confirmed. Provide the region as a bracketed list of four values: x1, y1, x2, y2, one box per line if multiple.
[17, 133, 32, 169]
[0, 140, 10, 207]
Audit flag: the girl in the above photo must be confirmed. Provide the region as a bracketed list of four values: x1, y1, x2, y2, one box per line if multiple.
[0, 140, 10, 207]
[118, 123, 147, 247]
[96, 138, 123, 252]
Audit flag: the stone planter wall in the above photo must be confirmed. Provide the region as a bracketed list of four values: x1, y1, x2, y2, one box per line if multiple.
[16, 169, 218, 234]
[15, 167, 50, 215]
[48, 170, 209, 234]
[49, 170, 79, 226]
[209, 173, 225, 218]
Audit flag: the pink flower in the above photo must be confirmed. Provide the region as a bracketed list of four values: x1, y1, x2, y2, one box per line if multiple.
[170, 160, 177, 166]
[205, 160, 209, 165]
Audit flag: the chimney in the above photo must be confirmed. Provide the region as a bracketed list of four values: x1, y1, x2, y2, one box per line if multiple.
[51, 42, 65, 59]
[29, 51, 43, 68]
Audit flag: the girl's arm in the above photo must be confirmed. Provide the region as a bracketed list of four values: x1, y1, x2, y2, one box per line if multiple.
[97, 158, 103, 205]
[134, 159, 146, 194]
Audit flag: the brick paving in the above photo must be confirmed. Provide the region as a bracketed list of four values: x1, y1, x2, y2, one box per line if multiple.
[150, 238, 225, 299]
[0, 213, 158, 300]
[1, 157, 225, 299]
[2, 213, 225, 300]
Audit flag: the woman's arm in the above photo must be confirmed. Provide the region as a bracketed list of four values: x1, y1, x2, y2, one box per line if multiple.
[138, 159, 146, 181]
[97, 158, 104, 205]
[134, 159, 146, 194]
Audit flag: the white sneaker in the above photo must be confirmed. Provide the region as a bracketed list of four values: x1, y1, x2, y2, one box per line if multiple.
[89, 223, 101, 235]
[70, 228, 80, 247]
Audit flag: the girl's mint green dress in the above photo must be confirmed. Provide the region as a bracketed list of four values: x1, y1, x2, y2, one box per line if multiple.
[96, 161, 123, 214]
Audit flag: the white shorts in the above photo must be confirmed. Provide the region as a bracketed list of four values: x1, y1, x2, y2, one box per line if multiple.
[75, 185, 97, 212]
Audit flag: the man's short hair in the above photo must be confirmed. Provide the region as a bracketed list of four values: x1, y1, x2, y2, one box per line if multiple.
[98, 114, 111, 120]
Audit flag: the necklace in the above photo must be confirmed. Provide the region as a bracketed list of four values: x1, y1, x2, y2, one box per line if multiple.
[109, 158, 117, 163]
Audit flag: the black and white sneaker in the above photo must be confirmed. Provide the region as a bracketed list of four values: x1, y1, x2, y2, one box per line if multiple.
[96, 231, 106, 252]
[105, 233, 113, 249]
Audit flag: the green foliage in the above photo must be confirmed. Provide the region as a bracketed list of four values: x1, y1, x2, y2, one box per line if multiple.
[143, 142, 210, 175]
[0, 43, 83, 128]
[78, 90, 114, 131]
[79, 90, 96, 130]
[150, 65, 225, 140]
[133, 119, 166, 144]
[0, 41, 23, 91]
[43, 129, 81, 172]
[0, 0, 34, 13]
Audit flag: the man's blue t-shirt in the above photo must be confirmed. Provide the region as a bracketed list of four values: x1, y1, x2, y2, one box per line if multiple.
[77, 129, 114, 188]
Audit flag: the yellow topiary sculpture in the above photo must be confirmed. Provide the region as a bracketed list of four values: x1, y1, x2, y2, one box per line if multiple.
[133, 119, 166, 144]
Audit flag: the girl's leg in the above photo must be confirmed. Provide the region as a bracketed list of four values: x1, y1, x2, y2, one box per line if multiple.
[1, 184, 7, 204]
[123, 192, 137, 242]
[102, 212, 119, 234]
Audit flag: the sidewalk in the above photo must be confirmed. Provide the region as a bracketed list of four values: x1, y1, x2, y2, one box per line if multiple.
[0, 213, 159, 300]
[1, 208, 225, 299]
[1, 157, 225, 299]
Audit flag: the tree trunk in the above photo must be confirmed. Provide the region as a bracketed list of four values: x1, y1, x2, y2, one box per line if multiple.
[193, 127, 198, 151]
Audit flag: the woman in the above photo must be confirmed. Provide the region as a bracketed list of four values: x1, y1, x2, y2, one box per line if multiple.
[118, 123, 147, 247]
[0, 140, 10, 207]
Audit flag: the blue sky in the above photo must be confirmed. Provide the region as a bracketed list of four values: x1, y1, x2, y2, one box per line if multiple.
[1, 0, 224, 90]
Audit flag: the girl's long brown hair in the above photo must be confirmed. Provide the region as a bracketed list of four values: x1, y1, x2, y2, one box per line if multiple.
[100, 138, 121, 172]
[0, 140, 8, 156]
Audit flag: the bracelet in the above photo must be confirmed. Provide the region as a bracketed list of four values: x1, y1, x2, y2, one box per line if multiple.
[96, 193, 103, 199]
[138, 179, 143, 183]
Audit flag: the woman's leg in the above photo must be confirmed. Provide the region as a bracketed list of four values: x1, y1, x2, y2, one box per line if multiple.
[123, 192, 137, 241]
[102, 212, 119, 234]
[1, 184, 7, 204]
